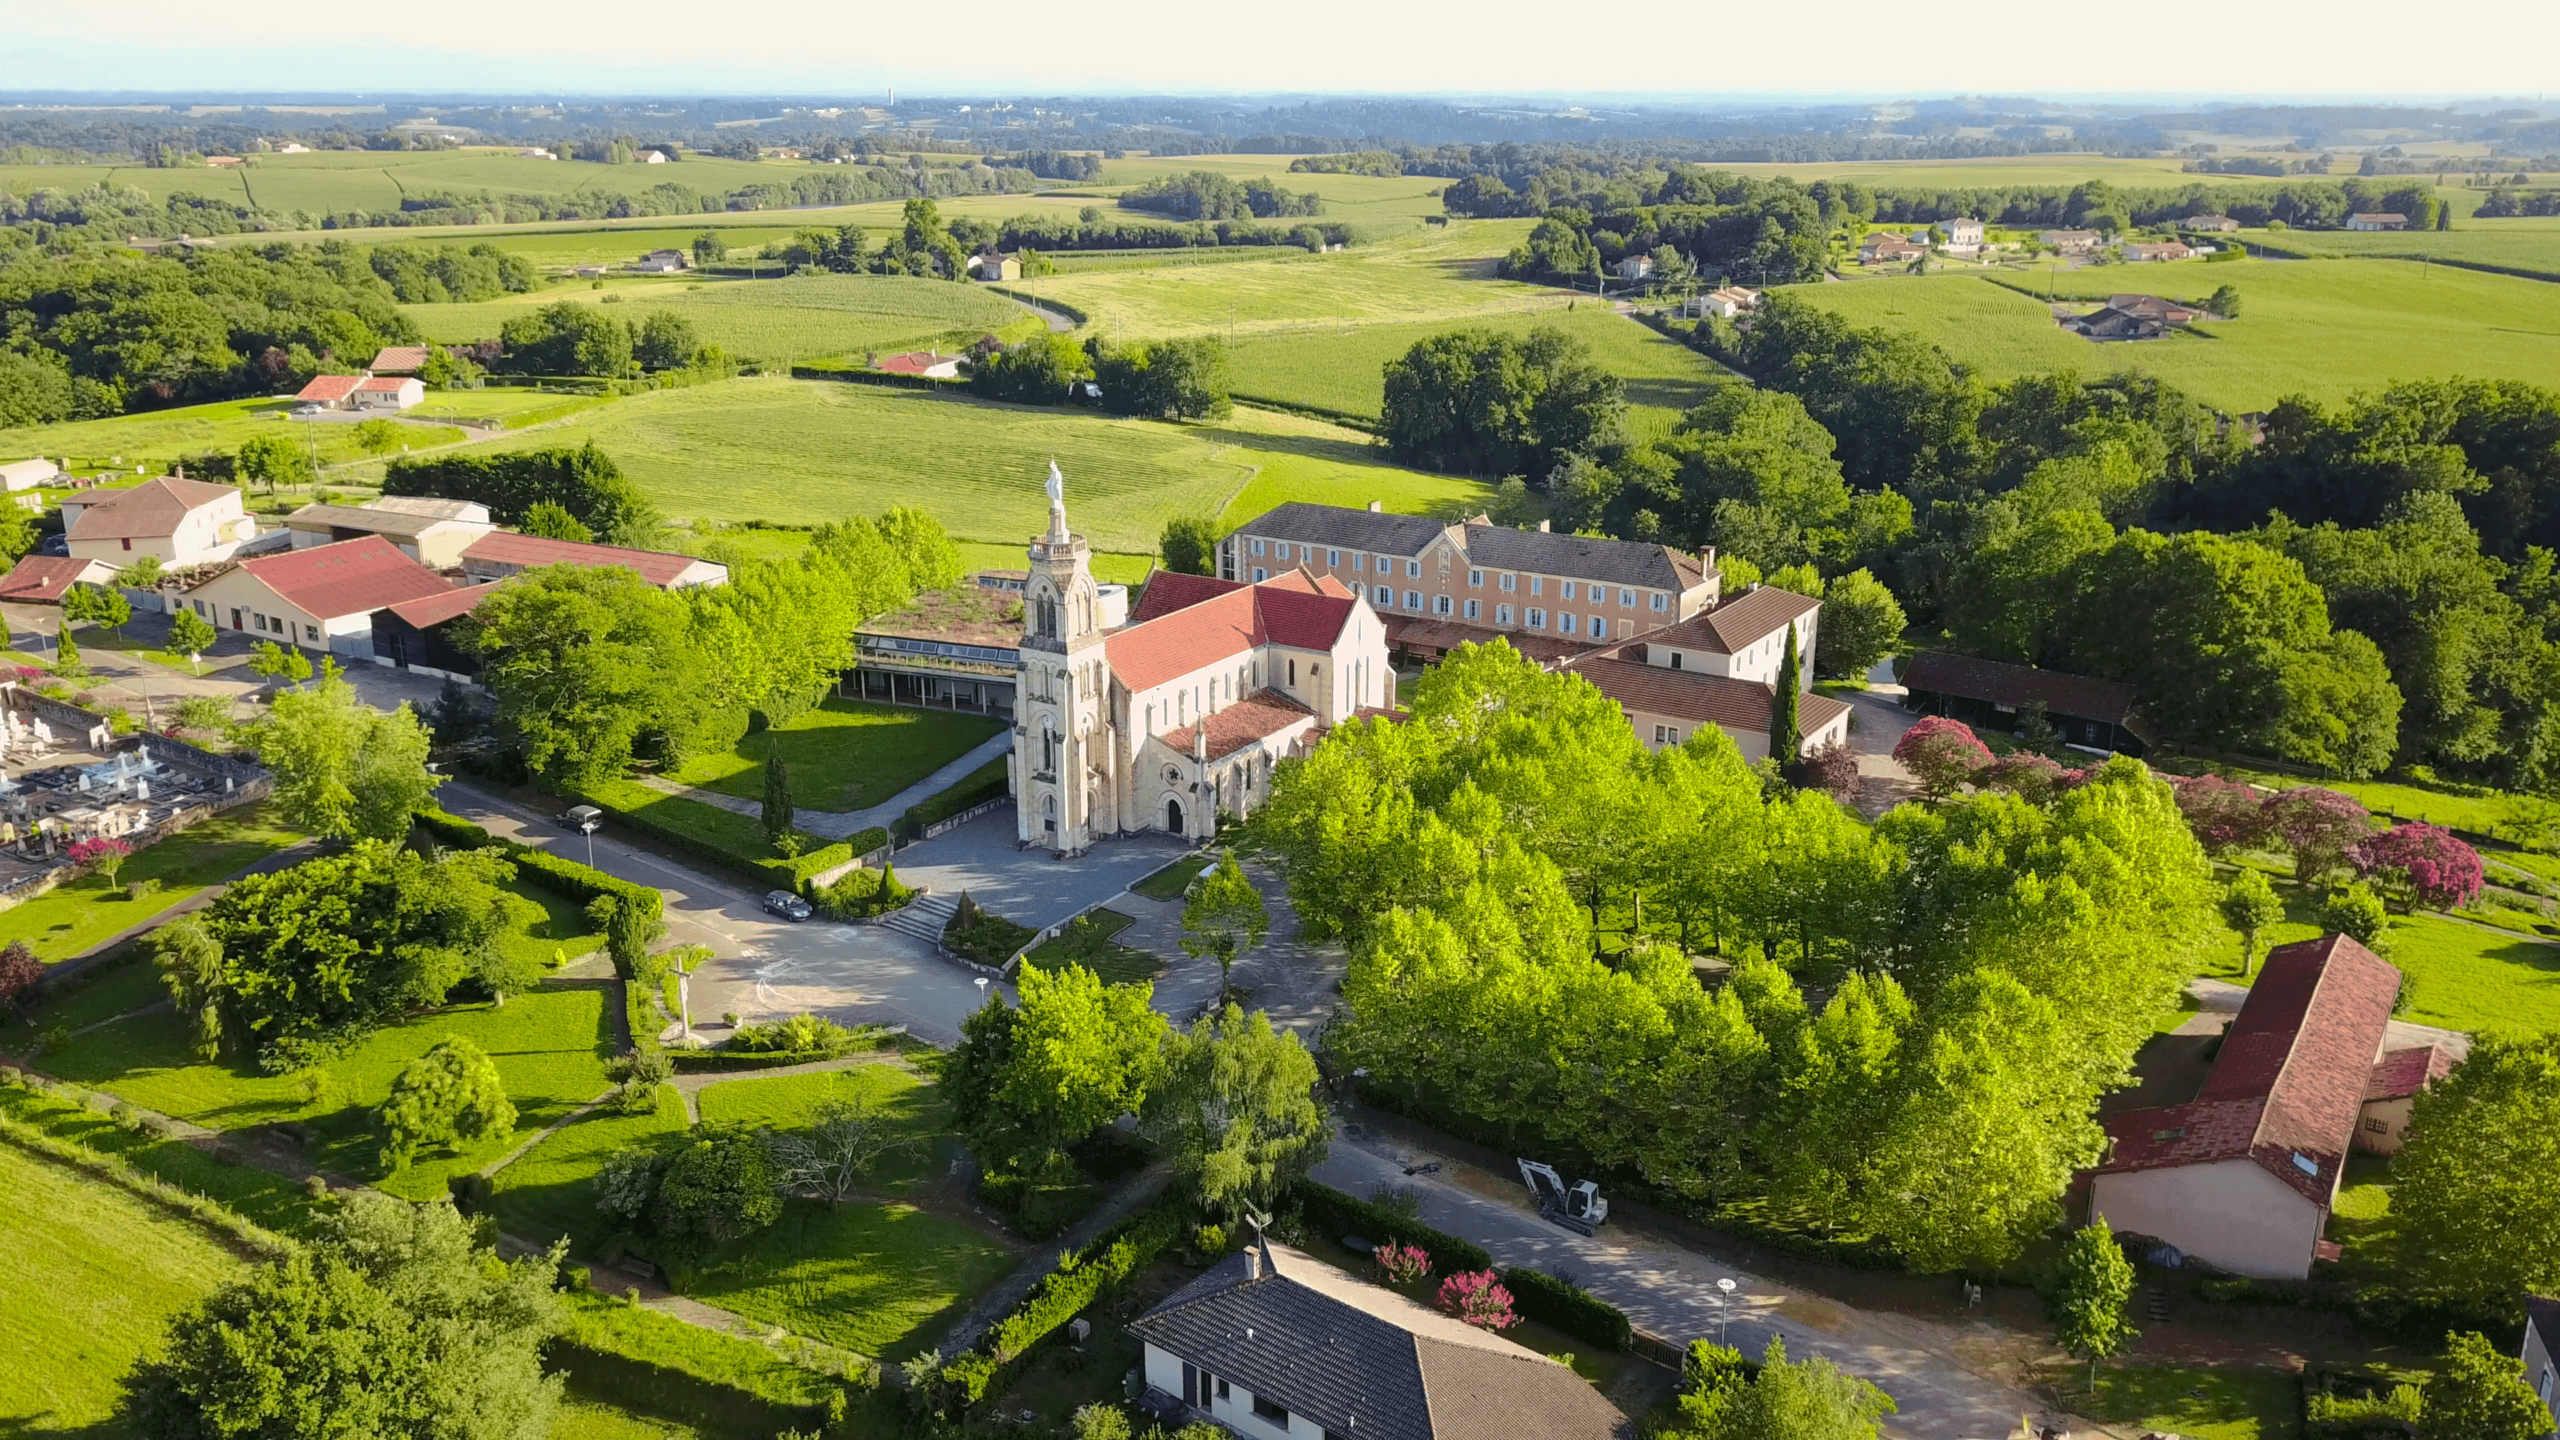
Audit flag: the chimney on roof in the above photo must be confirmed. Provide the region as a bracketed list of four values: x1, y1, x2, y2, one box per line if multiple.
[1366, 500, 1382, 513]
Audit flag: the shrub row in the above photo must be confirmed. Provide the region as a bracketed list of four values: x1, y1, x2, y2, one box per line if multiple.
[668, 1046, 876, 1073]
[981, 1191, 1191, 1375]
[895, 762, 1009, 842]
[412, 806, 663, 929]
[814, 862, 910, 920]
[1500, 1265, 1632, 1352]
[1291, 1181, 1494, 1275]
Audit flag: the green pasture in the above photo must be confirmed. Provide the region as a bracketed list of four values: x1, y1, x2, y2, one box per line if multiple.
[1, 807, 301, 964]
[405, 273, 1035, 364]
[210, 191, 1109, 253]
[1030, 221, 1550, 337]
[552, 1401, 706, 1440]
[2248, 218, 2560, 280]
[667, 697, 1003, 813]
[0, 397, 465, 476]
[2228, 768, 2551, 842]
[0, 1142, 245, 1439]
[679, 1199, 1014, 1360]
[404, 389, 613, 427]
[691, 1064, 948, 1192]
[1229, 303, 1731, 423]
[40, 978, 615, 1201]
[452, 378, 1472, 553]
[954, 538, 1153, 584]
[1203, 407, 1490, 531]
[0, 1083, 314, 1235]
[1788, 257, 2560, 411]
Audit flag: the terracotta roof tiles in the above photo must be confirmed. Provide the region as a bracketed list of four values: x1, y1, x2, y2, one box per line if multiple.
[1103, 576, 1361, 694]
[1156, 689, 1315, 761]
[213, 534, 456, 619]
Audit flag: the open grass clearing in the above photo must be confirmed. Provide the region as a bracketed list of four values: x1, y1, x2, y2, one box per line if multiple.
[1786, 256, 2560, 411]
[692, 1063, 948, 1193]
[43, 981, 616, 1201]
[1022, 908, 1159, 986]
[666, 697, 1003, 813]
[0, 395, 464, 475]
[1128, 855, 1209, 902]
[2080, 1364, 2300, 1440]
[677, 1198, 1015, 1361]
[3, 806, 300, 965]
[2228, 767, 2549, 842]
[551, 1401, 706, 1440]
[2249, 219, 2560, 281]
[0, 1082, 315, 1234]
[406, 273, 1037, 364]
[0, 1140, 246, 1438]
[450, 378, 1477, 554]
[490, 1083, 691, 1255]
[1030, 221, 1549, 337]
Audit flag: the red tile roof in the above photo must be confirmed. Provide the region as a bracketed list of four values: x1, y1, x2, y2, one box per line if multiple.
[1663, 586, 1821, 655]
[461, 531, 717, 588]
[0, 555, 114, 604]
[1381, 616, 1596, 667]
[2099, 934, 2400, 1205]
[66, 476, 241, 542]
[1568, 653, 1852, 743]
[354, 376, 415, 394]
[1129, 571, 1243, 624]
[877, 351, 955, 375]
[1103, 575, 1359, 694]
[385, 580, 503, 630]
[219, 534, 455, 619]
[296, 374, 365, 403]
[368, 346, 431, 373]
[1158, 689, 1316, 761]
[2365, 1045, 2452, 1102]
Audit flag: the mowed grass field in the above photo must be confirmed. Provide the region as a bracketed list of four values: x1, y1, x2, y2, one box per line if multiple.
[1787, 256, 2560, 410]
[0, 396, 465, 474]
[2250, 217, 2560, 280]
[404, 273, 1037, 362]
[1230, 303, 1733, 423]
[0, 1142, 245, 1438]
[668, 697, 1004, 811]
[1029, 220, 1552, 337]
[453, 377, 1486, 553]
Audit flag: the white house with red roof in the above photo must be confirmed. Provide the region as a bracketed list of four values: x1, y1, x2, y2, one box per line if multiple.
[181, 534, 456, 654]
[877, 351, 961, 379]
[2089, 934, 2452, 1279]
[294, 373, 368, 410]
[63, 475, 255, 566]
[353, 376, 426, 411]
[1017, 468, 1390, 852]
[0, 555, 117, 605]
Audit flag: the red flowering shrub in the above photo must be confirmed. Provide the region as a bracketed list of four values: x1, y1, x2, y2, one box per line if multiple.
[0, 939, 39, 1016]
[2352, 823, 2484, 912]
[1892, 717, 1993, 799]
[2171, 774, 2277, 853]
[1435, 1269, 1517, 1329]
[67, 836, 133, 886]
[2263, 786, 2373, 884]
[1980, 752, 2068, 804]
[1375, 1241, 1430, 1287]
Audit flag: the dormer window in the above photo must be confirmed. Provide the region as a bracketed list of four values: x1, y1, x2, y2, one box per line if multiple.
[1670, 652, 1683, 670]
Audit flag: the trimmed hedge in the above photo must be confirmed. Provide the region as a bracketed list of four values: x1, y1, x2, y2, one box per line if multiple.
[986, 1191, 1190, 1362]
[895, 759, 1008, 841]
[1292, 1181, 1493, 1275]
[411, 806, 663, 927]
[1501, 1265, 1631, 1352]
[668, 1045, 882, 1073]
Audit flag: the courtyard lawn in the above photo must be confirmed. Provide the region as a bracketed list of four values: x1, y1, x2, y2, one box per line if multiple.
[667, 699, 1004, 813]
[43, 982, 617, 1201]
[578, 776, 781, 872]
[495, 874, 610, 972]
[0, 807, 302, 964]
[692, 1064, 948, 1194]
[2377, 913, 2560, 1035]
[2083, 1365, 2301, 1440]
[1022, 908, 1160, 986]
[489, 1084, 691, 1254]
[677, 1199, 1015, 1361]
[0, 1142, 246, 1439]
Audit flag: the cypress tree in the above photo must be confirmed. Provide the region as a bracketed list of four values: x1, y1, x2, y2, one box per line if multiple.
[52, 623, 81, 678]
[761, 734, 794, 844]
[1769, 624, 1802, 764]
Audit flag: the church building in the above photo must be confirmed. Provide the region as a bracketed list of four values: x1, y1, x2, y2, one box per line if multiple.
[1015, 468, 1391, 854]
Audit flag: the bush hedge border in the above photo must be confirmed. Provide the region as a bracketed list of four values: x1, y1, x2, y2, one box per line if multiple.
[412, 804, 663, 946]
[947, 1189, 1192, 1409]
[1291, 1181, 1493, 1273]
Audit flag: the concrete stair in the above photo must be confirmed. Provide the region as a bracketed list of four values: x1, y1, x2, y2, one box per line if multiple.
[880, 891, 957, 948]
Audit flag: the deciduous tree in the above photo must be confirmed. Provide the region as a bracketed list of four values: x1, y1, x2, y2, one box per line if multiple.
[248, 667, 439, 843]
[2419, 1332, 2552, 1440]
[235, 431, 315, 495]
[2220, 869, 2284, 976]
[1180, 851, 1268, 994]
[2046, 1218, 2138, 1387]
[2394, 1034, 2560, 1310]
[379, 1035, 517, 1170]
[167, 606, 217, 662]
[1891, 716, 1992, 799]
[769, 1093, 918, 1206]
[1142, 1003, 1327, 1221]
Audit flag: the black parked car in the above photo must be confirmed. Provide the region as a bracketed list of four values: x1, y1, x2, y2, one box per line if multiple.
[762, 889, 812, 922]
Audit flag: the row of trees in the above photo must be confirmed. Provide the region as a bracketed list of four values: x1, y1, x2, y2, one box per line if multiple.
[384, 443, 661, 547]
[972, 331, 1235, 421]
[1256, 644, 2218, 1271]
[490, 301, 725, 379]
[1119, 171, 1324, 221]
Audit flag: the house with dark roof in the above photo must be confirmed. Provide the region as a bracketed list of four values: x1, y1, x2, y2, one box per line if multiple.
[2524, 1297, 2559, 1429]
[1218, 502, 1716, 663]
[181, 534, 456, 656]
[1563, 586, 1848, 759]
[1130, 1234, 1628, 1440]
[2346, 213, 2409, 231]
[0, 555, 117, 606]
[62, 476, 256, 567]
[1900, 651, 2152, 756]
[1016, 478, 1391, 852]
[2062, 306, 2168, 343]
[2090, 934, 2412, 1279]
[459, 532, 728, 591]
[370, 581, 502, 681]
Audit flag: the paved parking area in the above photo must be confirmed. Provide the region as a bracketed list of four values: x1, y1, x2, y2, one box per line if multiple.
[887, 810, 1193, 935]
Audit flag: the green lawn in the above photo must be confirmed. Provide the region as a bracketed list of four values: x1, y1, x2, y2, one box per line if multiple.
[2083, 1364, 2301, 1440]
[2232, 769, 2551, 843]
[1023, 908, 1160, 986]
[0, 1141, 245, 1438]
[579, 776, 783, 869]
[678, 1199, 1015, 1361]
[0, 1083, 314, 1235]
[490, 1083, 691, 1254]
[444, 377, 1476, 554]
[1787, 256, 2560, 412]
[2377, 913, 2560, 1035]
[2251, 218, 2560, 281]
[2, 807, 301, 965]
[692, 1063, 948, 1193]
[551, 1401, 705, 1440]
[43, 982, 616, 1201]
[407, 273, 1037, 365]
[494, 875, 611, 971]
[666, 698, 1003, 813]
[0, 395, 463, 476]
[1129, 856, 1210, 902]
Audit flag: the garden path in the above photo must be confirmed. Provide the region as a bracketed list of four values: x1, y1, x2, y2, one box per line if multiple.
[625, 730, 1013, 841]
[929, 1159, 1172, 1360]
[1114, 857, 1345, 1035]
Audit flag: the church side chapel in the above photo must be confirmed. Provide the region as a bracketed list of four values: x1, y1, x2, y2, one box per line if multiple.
[1014, 464, 1393, 854]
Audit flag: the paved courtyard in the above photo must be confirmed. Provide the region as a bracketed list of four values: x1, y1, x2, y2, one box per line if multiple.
[886, 808, 1193, 935]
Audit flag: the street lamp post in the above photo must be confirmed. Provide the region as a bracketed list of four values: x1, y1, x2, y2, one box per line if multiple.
[1715, 1278, 1737, 1348]
[579, 815, 599, 868]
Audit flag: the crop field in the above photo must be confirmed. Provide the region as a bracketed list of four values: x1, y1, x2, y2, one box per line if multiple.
[2248, 218, 2560, 280]
[215, 191, 1111, 253]
[455, 377, 1481, 553]
[1787, 257, 2560, 410]
[1229, 303, 1732, 423]
[0, 397, 465, 475]
[1028, 220, 1551, 337]
[0, 1143, 244, 1438]
[404, 272, 1036, 362]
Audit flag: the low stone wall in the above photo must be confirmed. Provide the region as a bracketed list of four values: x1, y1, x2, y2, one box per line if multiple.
[0, 729, 276, 923]
[9, 687, 109, 753]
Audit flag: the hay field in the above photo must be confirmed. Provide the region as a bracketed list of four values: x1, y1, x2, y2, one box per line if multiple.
[1029, 220, 1549, 337]
[1230, 304, 1732, 422]
[450, 378, 1482, 553]
[2246, 218, 2560, 280]
[404, 273, 1035, 361]
[1786, 257, 2560, 410]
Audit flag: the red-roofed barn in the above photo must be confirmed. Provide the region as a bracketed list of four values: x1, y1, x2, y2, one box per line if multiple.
[181, 534, 455, 656]
[2089, 934, 2437, 1278]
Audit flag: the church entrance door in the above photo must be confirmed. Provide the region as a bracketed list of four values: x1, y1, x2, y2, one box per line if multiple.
[1165, 798, 1184, 834]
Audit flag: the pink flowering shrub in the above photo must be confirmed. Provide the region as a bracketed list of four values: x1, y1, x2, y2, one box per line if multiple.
[68, 836, 132, 885]
[2263, 786, 2373, 884]
[1435, 1269, 1517, 1330]
[2352, 823, 2484, 912]
[1892, 717, 1994, 799]
[2170, 774, 2277, 854]
[10, 666, 42, 684]
[1375, 1241, 1430, 1287]
[1979, 752, 2068, 805]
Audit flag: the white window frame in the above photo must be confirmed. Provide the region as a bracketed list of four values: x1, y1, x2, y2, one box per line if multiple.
[1496, 604, 1513, 625]
[1500, 573, 1516, 592]
[1620, 587, 1636, 607]
[1372, 584, 1391, 604]
[1651, 592, 1669, 611]
[1326, 548, 1340, 567]
[1252, 538, 1267, 556]
[1253, 568, 1268, 582]
[1434, 594, 1452, 615]
[1562, 581, 1578, 600]
[1558, 614, 1578, 636]
[1468, 568, 1483, 587]
[1275, 543, 1292, 561]
[1405, 558, 1421, 578]
[1591, 613, 1606, 635]
[1529, 576, 1544, 596]
[1353, 553, 1366, 571]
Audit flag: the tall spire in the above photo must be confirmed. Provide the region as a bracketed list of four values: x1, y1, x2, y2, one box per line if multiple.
[1044, 459, 1069, 542]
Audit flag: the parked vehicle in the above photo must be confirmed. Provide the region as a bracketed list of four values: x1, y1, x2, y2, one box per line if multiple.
[762, 889, 812, 921]
[563, 804, 603, 832]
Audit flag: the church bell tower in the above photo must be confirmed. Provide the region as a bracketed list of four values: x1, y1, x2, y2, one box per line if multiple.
[1016, 463, 1110, 851]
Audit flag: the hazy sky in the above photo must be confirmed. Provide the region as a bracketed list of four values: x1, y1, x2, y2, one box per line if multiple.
[10, 0, 2557, 99]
